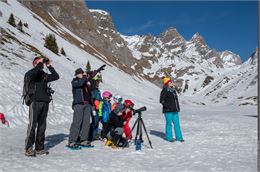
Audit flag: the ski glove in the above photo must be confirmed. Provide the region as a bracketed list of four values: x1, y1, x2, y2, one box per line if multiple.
[97, 65, 106, 72]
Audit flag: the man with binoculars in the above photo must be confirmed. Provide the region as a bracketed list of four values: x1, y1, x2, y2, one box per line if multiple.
[23, 56, 59, 157]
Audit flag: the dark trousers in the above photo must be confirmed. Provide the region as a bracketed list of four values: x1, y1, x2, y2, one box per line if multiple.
[101, 121, 109, 139]
[88, 111, 99, 141]
[69, 104, 91, 143]
[25, 102, 49, 151]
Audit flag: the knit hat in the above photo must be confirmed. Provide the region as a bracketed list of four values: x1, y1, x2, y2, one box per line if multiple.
[162, 76, 172, 85]
[114, 103, 125, 114]
[74, 68, 84, 76]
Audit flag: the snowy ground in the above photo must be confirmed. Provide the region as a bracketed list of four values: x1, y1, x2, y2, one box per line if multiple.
[0, 104, 257, 172]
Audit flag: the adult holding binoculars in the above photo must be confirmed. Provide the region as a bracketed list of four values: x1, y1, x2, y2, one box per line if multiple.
[23, 56, 60, 157]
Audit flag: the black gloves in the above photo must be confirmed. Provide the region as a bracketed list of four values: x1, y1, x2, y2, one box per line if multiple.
[97, 65, 106, 73]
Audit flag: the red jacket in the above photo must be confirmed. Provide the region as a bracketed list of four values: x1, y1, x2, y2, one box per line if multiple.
[123, 111, 133, 140]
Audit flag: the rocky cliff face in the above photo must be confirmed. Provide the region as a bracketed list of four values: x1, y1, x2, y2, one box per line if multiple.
[19, 0, 141, 76]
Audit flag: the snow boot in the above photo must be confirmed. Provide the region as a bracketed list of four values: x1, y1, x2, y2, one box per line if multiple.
[105, 139, 112, 147]
[36, 149, 49, 155]
[25, 147, 36, 157]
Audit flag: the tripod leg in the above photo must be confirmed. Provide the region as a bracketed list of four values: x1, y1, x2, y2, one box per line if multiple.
[131, 119, 138, 133]
[141, 119, 153, 149]
[134, 120, 141, 144]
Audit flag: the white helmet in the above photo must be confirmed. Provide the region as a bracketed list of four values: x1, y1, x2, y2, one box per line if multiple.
[113, 95, 123, 103]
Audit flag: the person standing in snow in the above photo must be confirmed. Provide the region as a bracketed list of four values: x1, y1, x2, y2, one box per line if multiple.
[122, 99, 134, 140]
[160, 77, 184, 142]
[24, 56, 59, 157]
[68, 65, 105, 149]
[98, 91, 112, 140]
[88, 75, 102, 141]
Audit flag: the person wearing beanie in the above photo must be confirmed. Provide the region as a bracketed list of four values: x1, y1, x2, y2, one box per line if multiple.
[24, 56, 59, 156]
[68, 64, 106, 149]
[160, 76, 184, 142]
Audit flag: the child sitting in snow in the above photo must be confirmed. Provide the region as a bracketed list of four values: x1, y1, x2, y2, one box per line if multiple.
[98, 91, 112, 140]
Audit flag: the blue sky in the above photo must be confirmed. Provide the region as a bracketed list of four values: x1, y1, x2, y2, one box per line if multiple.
[86, 1, 258, 61]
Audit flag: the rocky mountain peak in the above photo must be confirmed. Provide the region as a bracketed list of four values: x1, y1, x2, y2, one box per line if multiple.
[190, 32, 206, 45]
[220, 50, 242, 66]
[158, 27, 185, 45]
[247, 48, 258, 65]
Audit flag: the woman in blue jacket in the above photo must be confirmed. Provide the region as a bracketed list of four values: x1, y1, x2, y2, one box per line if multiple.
[160, 77, 184, 142]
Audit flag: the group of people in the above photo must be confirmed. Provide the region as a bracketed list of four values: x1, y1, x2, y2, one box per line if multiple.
[22, 55, 184, 157]
[68, 66, 135, 150]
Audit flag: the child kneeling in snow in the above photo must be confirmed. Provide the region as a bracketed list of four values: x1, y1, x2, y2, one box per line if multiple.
[105, 104, 129, 148]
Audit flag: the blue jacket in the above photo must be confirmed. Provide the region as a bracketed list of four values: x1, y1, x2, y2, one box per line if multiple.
[91, 89, 101, 101]
[98, 100, 112, 123]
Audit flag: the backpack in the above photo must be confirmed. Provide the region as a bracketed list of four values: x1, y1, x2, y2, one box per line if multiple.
[22, 74, 35, 106]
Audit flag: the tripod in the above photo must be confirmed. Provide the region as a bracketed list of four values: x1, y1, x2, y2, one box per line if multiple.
[131, 111, 153, 148]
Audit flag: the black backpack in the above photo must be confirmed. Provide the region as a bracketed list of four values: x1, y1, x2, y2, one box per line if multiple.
[22, 74, 35, 106]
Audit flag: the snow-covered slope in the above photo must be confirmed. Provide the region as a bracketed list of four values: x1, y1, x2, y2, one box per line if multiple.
[0, 0, 159, 128]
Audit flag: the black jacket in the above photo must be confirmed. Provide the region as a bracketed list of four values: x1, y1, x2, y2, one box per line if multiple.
[160, 86, 180, 113]
[25, 62, 59, 103]
[71, 70, 98, 106]
[108, 111, 124, 128]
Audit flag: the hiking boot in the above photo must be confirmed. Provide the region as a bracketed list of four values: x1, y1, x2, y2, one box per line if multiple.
[35, 149, 49, 155]
[104, 139, 112, 147]
[25, 147, 36, 157]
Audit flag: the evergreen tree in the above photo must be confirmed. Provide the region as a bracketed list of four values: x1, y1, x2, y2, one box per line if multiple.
[8, 13, 16, 27]
[23, 23, 28, 28]
[17, 20, 23, 32]
[44, 34, 59, 54]
[86, 60, 91, 73]
[60, 47, 66, 56]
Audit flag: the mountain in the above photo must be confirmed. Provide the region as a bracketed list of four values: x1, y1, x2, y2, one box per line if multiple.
[1, 0, 258, 107]
[122, 28, 256, 106]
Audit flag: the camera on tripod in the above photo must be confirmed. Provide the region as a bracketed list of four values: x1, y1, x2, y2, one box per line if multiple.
[131, 106, 152, 149]
[132, 106, 147, 115]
